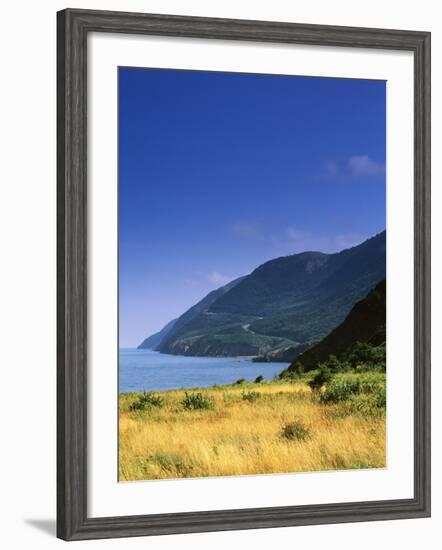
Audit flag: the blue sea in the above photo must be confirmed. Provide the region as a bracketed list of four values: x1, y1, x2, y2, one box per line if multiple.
[119, 349, 288, 393]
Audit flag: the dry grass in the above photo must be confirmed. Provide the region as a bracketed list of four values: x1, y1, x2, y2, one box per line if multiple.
[119, 380, 386, 481]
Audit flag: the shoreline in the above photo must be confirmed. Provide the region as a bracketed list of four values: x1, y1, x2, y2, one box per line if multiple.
[119, 376, 289, 396]
[119, 351, 290, 394]
[122, 348, 262, 361]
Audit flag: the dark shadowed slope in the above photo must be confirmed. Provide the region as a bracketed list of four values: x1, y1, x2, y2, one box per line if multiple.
[286, 279, 386, 372]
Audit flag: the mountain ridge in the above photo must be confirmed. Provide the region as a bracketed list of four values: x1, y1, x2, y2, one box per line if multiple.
[138, 318, 177, 350]
[140, 231, 386, 359]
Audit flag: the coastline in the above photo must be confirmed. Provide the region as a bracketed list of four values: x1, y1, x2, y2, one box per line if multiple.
[119, 348, 288, 393]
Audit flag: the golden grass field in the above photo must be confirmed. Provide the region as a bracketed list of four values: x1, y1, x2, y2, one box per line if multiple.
[119, 376, 386, 481]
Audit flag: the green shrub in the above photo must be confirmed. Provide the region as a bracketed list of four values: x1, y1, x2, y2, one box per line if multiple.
[129, 391, 164, 411]
[295, 362, 304, 376]
[278, 368, 295, 380]
[320, 372, 386, 417]
[235, 378, 246, 385]
[242, 390, 261, 402]
[181, 392, 214, 411]
[128, 400, 146, 411]
[351, 459, 376, 469]
[292, 362, 305, 376]
[345, 342, 386, 371]
[150, 453, 193, 476]
[335, 394, 385, 419]
[279, 362, 304, 380]
[308, 365, 332, 392]
[373, 384, 386, 407]
[143, 392, 164, 407]
[323, 354, 352, 373]
[254, 375, 264, 384]
[281, 420, 310, 442]
[321, 377, 361, 403]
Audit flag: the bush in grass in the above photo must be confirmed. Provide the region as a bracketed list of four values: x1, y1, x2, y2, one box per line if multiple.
[129, 391, 164, 411]
[308, 365, 332, 392]
[150, 453, 192, 476]
[235, 378, 246, 385]
[181, 392, 214, 411]
[281, 420, 310, 442]
[352, 459, 376, 469]
[242, 390, 261, 402]
[279, 368, 303, 381]
[279, 362, 304, 381]
[320, 372, 386, 414]
[373, 384, 386, 407]
[254, 375, 264, 384]
[142, 392, 164, 407]
[320, 377, 361, 403]
[128, 399, 146, 411]
[335, 394, 385, 419]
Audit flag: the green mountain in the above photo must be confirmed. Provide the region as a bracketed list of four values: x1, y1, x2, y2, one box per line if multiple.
[151, 276, 245, 352]
[285, 279, 386, 372]
[138, 318, 177, 350]
[152, 231, 386, 358]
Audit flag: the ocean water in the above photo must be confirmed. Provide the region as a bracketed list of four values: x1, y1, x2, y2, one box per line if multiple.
[119, 348, 288, 393]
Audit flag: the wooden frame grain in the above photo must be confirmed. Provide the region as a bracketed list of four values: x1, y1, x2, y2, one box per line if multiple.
[57, 8, 431, 541]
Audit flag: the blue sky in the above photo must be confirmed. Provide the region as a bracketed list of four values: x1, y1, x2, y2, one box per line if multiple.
[119, 67, 386, 347]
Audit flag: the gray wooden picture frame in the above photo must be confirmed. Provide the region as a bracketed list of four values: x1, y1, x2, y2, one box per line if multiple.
[57, 8, 431, 541]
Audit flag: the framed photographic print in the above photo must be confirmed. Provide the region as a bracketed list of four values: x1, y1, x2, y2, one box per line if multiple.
[57, 8, 431, 541]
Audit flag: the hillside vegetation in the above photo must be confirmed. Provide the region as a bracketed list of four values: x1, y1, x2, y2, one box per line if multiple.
[282, 279, 386, 374]
[138, 318, 177, 350]
[141, 231, 386, 359]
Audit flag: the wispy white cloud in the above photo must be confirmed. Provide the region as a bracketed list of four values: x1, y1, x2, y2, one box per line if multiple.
[207, 271, 233, 287]
[347, 155, 384, 176]
[228, 220, 258, 238]
[324, 160, 339, 177]
[323, 155, 385, 179]
[182, 277, 199, 286]
[286, 227, 308, 241]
